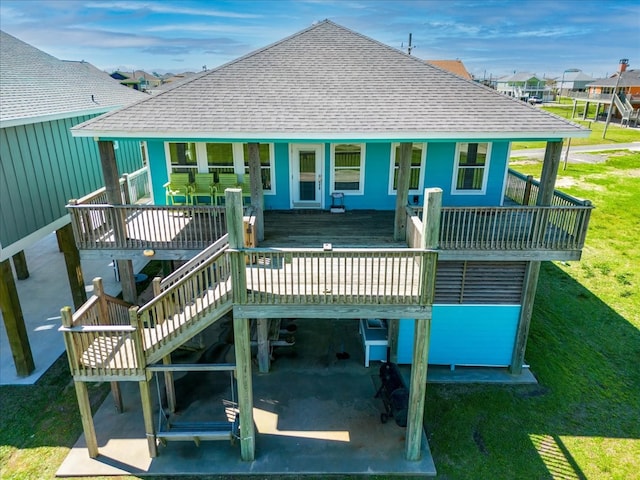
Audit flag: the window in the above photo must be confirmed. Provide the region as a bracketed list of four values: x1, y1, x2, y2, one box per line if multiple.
[168, 142, 197, 179]
[242, 143, 274, 192]
[389, 143, 426, 194]
[331, 143, 364, 194]
[452, 142, 491, 194]
[206, 143, 234, 180]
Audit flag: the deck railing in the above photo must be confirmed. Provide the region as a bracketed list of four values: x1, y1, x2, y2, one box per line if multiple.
[505, 169, 590, 208]
[59, 281, 144, 380]
[135, 245, 233, 363]
[68, 203, 227, 251]
[122, 166, 152, 204]
[240, 248, 435, 305]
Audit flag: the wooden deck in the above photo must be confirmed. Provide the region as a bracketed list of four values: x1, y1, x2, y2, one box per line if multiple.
[261, 210, 404, 247]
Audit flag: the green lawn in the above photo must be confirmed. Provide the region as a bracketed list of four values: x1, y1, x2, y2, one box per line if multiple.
[512, 108, 640, 150]
[427, 151, 640, 479]
[1, 153, 638, 479]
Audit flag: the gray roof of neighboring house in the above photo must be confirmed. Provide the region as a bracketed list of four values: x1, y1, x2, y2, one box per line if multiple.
[562, 71, 593, 82]
[0, 30, 147, 127]
[587, 70, 640, 88]
[73, 20, 588, 141]
[497, 72, 545, 83]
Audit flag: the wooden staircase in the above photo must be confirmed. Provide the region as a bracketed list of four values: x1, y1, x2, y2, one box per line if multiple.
[60, 235, 232, 381]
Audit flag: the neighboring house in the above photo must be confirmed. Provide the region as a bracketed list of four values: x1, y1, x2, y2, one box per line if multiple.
[557, 70, 594, 96]
[62, 21, 592, 463]
[586, 66, 640, 102]
[426, 59, 472, 80]
[496, 72, 553, 101]
[111, 70, 162, 91]
[0, 30, 147, 377]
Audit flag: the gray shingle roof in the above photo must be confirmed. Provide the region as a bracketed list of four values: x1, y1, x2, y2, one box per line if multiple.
[0, 30, 146, 127]
[72, 20, 588, 140]
[587, 70, 640, 88]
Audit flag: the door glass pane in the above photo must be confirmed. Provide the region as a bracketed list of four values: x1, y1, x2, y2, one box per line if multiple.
[299, 151, 316, 201]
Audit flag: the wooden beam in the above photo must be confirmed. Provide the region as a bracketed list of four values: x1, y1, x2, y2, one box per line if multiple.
[162, 355, 176, 414]
[139, 379, 157, 457]
[226, 188, 255, 460]
[73, 380, 99, 458]
[234, 304, 432, 319]
[234, 316, 255, 461]
[57, 223, 88, 310]
[538, 140, 563, 206]
[510, 261, 541, 374]
[256, 318, 270, 373]
[247, 143, 264, 242]
[98, 140, 137, 304]
[394, 143, 413, 240]
[0, 259, 35, 376]
[12, 251, 29, 280]
[387, 319, 399, 363]
[405, 188, 440, 461]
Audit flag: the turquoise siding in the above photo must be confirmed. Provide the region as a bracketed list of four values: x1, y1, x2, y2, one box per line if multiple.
[0, 115, 142, 247]
[396, 305, 521, 366]
[145, 140, 511, 210]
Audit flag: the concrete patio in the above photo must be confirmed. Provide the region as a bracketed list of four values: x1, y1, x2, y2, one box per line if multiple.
[57, 316, 437, 477]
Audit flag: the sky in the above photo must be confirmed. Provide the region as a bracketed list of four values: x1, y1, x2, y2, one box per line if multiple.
[1, 0, 638, 80]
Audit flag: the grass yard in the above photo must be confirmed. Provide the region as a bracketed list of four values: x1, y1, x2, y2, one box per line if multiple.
[425, 150, 639, 479]
[1, 153, 639, 479]
[512, 107, 640, 150]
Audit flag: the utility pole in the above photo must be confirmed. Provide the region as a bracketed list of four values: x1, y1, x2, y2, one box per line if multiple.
[407, 33, 415, 55]
[603, 58, 628, 139]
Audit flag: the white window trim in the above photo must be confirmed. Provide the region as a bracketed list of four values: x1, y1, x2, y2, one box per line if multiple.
[165, 141, 199, 177]
[164, 141, 275, 194]
[329, 143, 365, 196]
[388, 142, 427, 195]
[451, 142, 492, 195]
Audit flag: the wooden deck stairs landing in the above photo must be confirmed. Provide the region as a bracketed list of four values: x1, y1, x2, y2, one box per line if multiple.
[60, 235, 232, 382]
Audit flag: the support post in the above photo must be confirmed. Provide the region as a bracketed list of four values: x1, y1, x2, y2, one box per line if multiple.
[226, 188, 255, 461]
[247, 142, 264, 242]
[256, 318, 270, 373]
[523, 175, 534, 205]
[139, 378, 157, 457]
[162, 355, 176, 414]
[387, 319, 399, 363]
[12, 251, 29, 280]
[537, 141, 563, 206]
[57, 223, 87, 310]
[74, 381, 99, 458]
[98, 140, 136, 303]
[0, 259, 35, 376]
[93, 277, 123, 412]
[394, 143, 413, 241]
[405, 187, 440, 461]
[510, 261, 541, 374]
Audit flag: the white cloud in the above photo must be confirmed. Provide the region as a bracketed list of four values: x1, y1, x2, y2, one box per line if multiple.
[85, 1, 263, 19]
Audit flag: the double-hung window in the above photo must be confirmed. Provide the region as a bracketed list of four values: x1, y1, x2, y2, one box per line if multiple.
[389, 143, 427, 194]
[452, 142, 491, 194]
[331, 143, 365, 195]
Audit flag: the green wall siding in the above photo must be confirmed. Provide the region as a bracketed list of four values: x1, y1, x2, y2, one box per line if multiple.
[0, 114, 143, 247]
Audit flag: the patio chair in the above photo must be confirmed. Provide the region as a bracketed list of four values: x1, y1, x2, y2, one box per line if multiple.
[192, 173, 216, 205]
[164, 173, 192, 205]
[214, 173, 240, 205]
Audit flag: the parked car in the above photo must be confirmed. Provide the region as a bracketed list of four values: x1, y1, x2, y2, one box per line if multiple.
[528, 96, 542, 104]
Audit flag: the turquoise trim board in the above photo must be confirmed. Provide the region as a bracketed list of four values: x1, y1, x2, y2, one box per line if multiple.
[396, 305, 521, 367]
[145, 139, 511, 209]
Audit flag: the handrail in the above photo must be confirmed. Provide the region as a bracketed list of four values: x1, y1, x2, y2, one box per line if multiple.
[241, 247, 436, 306]
[506, 169, 590, 207]
[67, 203, 227, 251]
[160, 234, 229, 289]
[136, 245, 232, 358]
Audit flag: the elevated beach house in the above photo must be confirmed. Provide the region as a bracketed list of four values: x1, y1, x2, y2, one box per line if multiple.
[60, 21, 592, 463]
